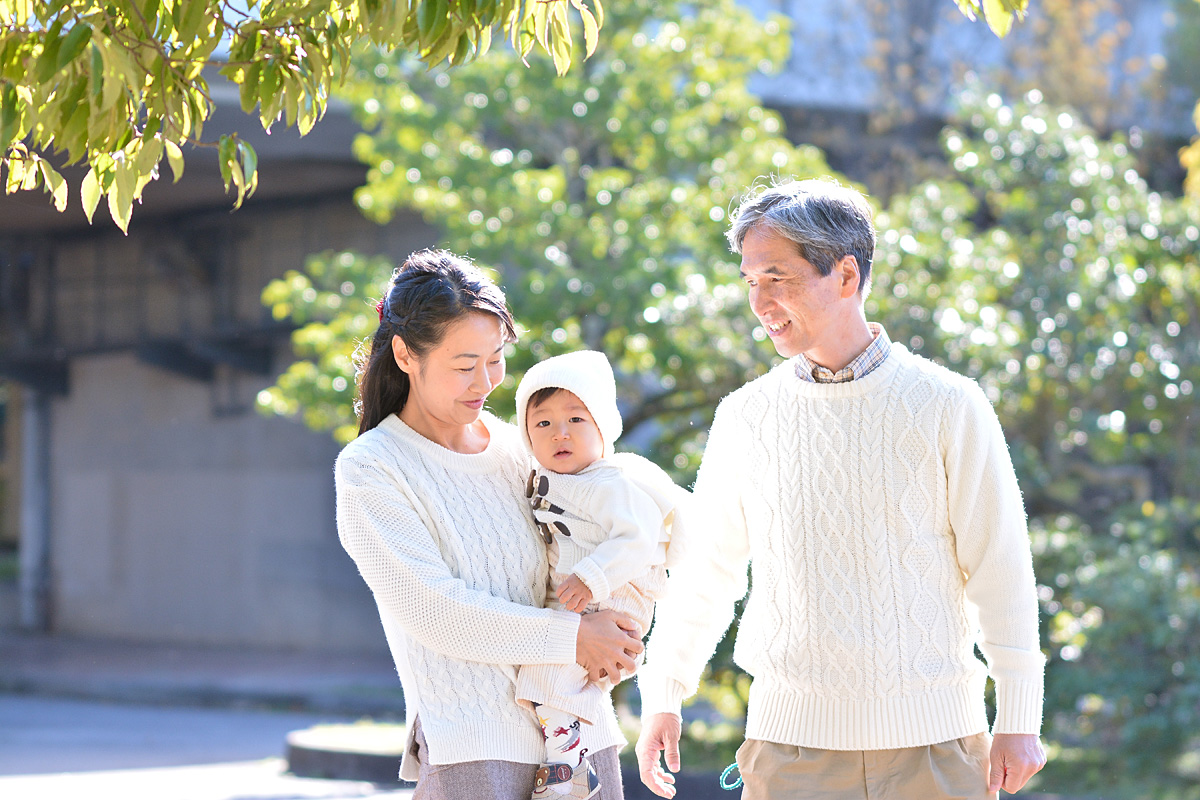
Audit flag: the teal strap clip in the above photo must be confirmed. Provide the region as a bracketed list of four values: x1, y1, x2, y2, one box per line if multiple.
[719, 761, 742, 790]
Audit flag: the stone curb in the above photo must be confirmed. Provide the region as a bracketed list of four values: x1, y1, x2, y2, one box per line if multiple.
[285, 723, 410, 784]
[286, 738, 412, 785]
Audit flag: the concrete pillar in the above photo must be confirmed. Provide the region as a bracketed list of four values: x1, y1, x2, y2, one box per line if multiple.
[18, 387, 51, 631]
[1, 385, 20, 549]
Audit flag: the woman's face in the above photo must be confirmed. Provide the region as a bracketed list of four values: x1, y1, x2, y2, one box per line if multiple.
[394, 312, 507, 431]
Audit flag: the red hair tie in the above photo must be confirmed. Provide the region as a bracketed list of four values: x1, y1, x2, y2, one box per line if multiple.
[375, 298, 385, 321]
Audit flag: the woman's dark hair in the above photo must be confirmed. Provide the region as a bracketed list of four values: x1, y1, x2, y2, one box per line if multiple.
[356, 249, 517, 435]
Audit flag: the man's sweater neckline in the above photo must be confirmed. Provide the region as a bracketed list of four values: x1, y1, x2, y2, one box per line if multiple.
[782, 342, 909, 399]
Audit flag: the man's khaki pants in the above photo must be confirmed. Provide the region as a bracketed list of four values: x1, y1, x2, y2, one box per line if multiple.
[736, 732, 995, 800]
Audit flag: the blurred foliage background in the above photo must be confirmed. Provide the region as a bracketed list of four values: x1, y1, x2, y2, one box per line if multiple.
[259, 0, 831, 473]
[258, 0, 1200, 796]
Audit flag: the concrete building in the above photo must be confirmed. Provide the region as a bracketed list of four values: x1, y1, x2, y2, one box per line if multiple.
[1, 83, 435, 653]
[746, 0, 1191, 191]
[748, 0, 1188, 125]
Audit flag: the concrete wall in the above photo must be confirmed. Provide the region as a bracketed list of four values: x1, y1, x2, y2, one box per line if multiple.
[19, 198, 435, 652]
[46, 352, 383, 650]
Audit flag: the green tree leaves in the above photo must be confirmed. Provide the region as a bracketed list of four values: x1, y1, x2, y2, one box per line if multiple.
[1180, 0, 1200, 200]
[1, 0, 606, 232]
[875, 83, 1200, 795]
[259, 0, 835, 473]
[258, 250, 392, 444]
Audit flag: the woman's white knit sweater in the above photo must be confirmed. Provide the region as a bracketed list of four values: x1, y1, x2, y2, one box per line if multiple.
[639, 344, 1044, 750]
[334, 412, 625, 780]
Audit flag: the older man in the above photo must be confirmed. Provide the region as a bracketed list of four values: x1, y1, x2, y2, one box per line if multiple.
[636, 178, 1046, 800]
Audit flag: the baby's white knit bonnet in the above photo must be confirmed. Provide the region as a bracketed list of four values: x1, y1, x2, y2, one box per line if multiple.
[515, 350, 622, 457]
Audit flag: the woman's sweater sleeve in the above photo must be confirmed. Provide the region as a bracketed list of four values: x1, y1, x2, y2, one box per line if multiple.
[638, 399, 752, 716]
[569, 476, 663, 605]
[944, 382, 1045, 735]
[335, 450, 579, 667]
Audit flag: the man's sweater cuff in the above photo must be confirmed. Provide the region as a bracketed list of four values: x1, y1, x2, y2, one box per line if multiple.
[545, 608, 582, 664]
[637, 674, 690, 717]
[992, 679, 1044, 735]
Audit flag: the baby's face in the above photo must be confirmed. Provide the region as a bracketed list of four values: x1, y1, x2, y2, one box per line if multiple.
[527, 390, 605, 475]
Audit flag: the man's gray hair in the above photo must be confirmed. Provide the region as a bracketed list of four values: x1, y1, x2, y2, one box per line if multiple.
[726, 178, 876, 294]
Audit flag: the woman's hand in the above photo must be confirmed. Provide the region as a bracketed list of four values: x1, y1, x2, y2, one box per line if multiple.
[576, 609, 643, 682]
[556, 574, 594, 613]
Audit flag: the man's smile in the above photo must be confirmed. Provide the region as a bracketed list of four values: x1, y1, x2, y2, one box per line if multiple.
[765, 320, 791, 335]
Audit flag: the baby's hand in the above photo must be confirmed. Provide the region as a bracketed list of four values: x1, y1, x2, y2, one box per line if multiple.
[557, 574, 594, 613]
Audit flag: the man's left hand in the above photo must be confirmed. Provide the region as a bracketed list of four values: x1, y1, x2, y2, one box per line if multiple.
[987, 733, 1047, 794]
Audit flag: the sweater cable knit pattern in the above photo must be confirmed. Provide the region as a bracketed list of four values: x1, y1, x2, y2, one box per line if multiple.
[640, 344, 1044, 751]
[335, 412, 624, 780]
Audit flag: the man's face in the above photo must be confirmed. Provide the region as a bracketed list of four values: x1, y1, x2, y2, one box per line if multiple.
[739, 227, 847, 359]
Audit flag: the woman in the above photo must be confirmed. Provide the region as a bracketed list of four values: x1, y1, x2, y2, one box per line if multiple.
[334, 249, 641, 800]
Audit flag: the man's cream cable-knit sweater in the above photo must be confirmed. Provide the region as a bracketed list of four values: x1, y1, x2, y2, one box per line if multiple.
[335, 412, 625, 780]
[639, 344, 1044, 751]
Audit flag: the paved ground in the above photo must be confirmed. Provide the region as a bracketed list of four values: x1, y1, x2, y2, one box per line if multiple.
[1, 694, 359, 773]
[0, 631, 413, 799]
[0, 630, 405, 717]
[0, 760, 412, 800]
[0, 695, 416, 799]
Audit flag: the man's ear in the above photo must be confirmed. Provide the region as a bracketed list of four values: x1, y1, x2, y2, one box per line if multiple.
[391, 334, 416, 374]
[836, 255, 862, 299]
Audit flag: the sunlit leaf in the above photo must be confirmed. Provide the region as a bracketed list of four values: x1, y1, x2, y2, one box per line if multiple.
[37, 159, 67, 211]
[982, 0, 1014, 37]
[0, 0, 607, 226]
[163, 139, 184, 182]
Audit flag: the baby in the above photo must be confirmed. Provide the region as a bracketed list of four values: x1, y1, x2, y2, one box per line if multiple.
[514, 350, 688, 800]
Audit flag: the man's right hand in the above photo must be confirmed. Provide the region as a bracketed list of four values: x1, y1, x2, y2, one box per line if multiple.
[635, 712, 683, 798]
[575, 609, 643, 681]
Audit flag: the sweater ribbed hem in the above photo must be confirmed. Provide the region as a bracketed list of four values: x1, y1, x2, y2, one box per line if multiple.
[994, 679, 1044, 734]
[401, 712, 627, 780]
[515, 662, 610, 725]
[746, 679, 990, 751]
[545, 608, 582, 664]
[572, 557, 612, 604]
[636, 673, 692, 717]
[398, 718, 551, 781]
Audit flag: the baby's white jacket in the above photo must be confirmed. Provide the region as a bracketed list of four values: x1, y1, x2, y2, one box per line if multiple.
[530, 452, 689, 603]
